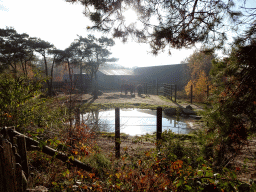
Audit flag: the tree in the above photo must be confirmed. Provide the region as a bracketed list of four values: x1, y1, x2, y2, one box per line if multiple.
[32, 38, 55, 96]
[67, 35, 117, 98]
[0, 70, 43, 129]
[205, 41, 256, 169]
[0, 27, 36, 75]
[182, 48, 215, 102]
[85, 36, 116, 98]
[184, 70, 213, 102]
[182, 49, 215, 83]
[67, 0, 245, 54]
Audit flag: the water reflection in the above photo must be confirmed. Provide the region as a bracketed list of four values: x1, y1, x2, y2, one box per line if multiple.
[82, 108, 190, 136]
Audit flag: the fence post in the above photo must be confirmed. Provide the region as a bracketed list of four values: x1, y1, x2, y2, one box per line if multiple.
[16, 135, 29, 179]
[115, 108, 120, 158]
[190, 84, 193, 104]
[163, 84, 166, 97]
[171, 84, 173, 100]
[206, 85, 209, 99]
[156, 107, 162, 150]
[156, 79, 158, 95]
[175, 84, 177, 102]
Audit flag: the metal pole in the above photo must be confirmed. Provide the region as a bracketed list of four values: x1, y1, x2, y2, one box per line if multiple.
[115, 108, 120, 158]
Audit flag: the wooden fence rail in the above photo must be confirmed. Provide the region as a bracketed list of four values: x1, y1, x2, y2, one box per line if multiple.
[1, 107, 177, 189]
[163, 83, 177, 102]
[143, 81, 165, 95]
[189, 85, 211, 104]
[0, 127, 96, 192]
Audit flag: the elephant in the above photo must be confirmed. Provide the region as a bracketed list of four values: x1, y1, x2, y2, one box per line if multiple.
[121, 84, 135, 95]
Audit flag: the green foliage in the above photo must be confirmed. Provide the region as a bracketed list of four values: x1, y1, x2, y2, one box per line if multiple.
[183, 49, 215, 82]
[72, 0, 245, 53]
[0, 73, 43, 129]
[205, 43, 256, 169]
[84, 152, 110, 178]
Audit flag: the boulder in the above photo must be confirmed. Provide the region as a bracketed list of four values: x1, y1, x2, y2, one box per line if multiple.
[181, 108, 196, 115]
[185, 105, 193, 110]
[189, 115, 202, 120]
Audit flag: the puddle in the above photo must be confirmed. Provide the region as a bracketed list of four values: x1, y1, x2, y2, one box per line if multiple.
[81, 108, 192, 136]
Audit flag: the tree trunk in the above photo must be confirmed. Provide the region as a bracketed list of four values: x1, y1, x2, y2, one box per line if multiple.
[43, 55, 51, 96]
[93, 72, 98, 99]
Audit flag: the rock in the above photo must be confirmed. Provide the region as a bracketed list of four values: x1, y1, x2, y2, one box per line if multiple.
[185, 105, 193, 110]
[91, 90, 103, 96]
[181, 108, 196, 115]
[189, 115, 202, 120]
[164, 108, 177, 116]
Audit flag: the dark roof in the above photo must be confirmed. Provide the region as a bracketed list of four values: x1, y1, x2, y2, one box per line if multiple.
[99, 69, 135, 76]
[134, 64, 187, 75]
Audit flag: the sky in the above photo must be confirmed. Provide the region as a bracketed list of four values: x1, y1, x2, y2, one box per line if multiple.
[0, 0, 199, 68]
[1, 0, 253, 68]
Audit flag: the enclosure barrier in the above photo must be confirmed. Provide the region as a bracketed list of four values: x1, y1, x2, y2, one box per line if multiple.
[190, 85, 211, 104]
[163, 83, 177, 102]
[142, 81, 165, 95]
[114, 107, 165, 158]
[0, 127, 96, 192]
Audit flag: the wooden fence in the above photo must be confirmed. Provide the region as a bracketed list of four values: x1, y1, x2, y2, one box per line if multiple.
[1, 107, 178, 190]
[163, 83, 177, 102]
[189, 85, 211, 104]
[114, 107, 163, 157]
[41, 81, 92, 94]
[143, 81, 165, 95]
[0, 127, 95, 192]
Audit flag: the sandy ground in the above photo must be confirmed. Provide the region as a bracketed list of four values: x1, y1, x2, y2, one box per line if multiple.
[79, 91, 204, 110]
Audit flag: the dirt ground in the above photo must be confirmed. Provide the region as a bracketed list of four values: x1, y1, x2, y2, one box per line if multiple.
[77, 91, 255, 183]
[80, 91, 203, 109]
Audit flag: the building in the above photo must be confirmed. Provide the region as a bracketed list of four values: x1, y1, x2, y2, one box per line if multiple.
[97, 68, 135, 91]
[97, 64, 188, 91]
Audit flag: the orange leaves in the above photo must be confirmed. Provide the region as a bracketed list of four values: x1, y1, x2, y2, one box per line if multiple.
[235, 167, 241, 172]
[138, 160, 142, 166]
[89, 173, 95, 179]
[171, 160, 183, 170]
[145, 151, 151, 157]
[169, 160, 184, 176]
[3, 112, 12, 118]
[184, 70, 213, 102]
[72, 150, 78, 155]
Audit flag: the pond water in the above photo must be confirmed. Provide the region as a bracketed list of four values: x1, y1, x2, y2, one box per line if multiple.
[81, 108, 192, 136]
